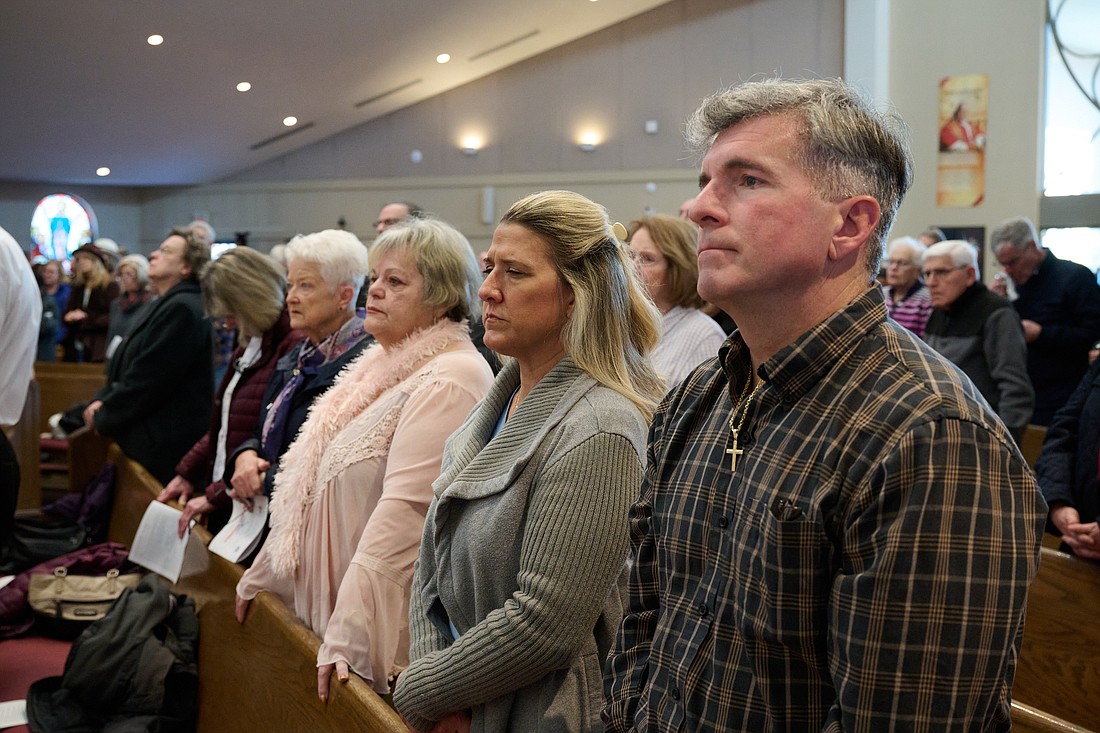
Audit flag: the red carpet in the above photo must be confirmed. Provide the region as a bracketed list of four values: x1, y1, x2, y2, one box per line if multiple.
[0, 636, 71, 732]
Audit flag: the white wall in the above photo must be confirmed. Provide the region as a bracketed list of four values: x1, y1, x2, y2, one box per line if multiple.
[886, 0, 1046, 279]
[135, 0, 844, 253]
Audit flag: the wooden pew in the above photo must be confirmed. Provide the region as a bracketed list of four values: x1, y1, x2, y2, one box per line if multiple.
[1020, 423, 1048, 470]
[33, 361, 108, 498]
[1013, 547, 1100, 732]
[10, 379, 40, 510]
[33, 361, 107, 435]
[104, 443, 405, 733]
[1012, 702, 1096, 733]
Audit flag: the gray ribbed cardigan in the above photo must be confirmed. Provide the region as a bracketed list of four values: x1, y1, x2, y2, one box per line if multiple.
[392, 356, 648, 732]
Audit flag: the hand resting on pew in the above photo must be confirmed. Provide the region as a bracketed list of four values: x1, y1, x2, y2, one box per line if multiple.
[1049, 503, 1100, 560]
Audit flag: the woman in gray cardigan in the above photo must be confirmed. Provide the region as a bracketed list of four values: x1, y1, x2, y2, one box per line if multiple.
[393, 190, 665, 732]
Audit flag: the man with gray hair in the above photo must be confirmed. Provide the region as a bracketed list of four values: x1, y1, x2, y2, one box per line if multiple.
[604, 78, 1044, 731]
[922, 240, 1033, 442]
[989, 215, 1100, 425]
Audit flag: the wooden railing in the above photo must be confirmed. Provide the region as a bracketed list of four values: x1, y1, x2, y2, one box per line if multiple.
[1013, 546, 1100, 732]
[105, 443, 405, 733]
[99, 439, 1100, 733]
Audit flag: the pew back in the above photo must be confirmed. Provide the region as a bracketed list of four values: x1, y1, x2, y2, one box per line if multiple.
[33, 361, 106, 435]
[1014, 547, 1100, 732]
[104, 444, 405, 733]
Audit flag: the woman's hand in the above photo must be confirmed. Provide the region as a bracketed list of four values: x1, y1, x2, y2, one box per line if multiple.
[63, 309, 87, 323]
[230, 450, 270, 502]
[177, 495, 214, 538]
[157, 475, 195, 505]
[82, 400, 103, 429]
[235, 594, 251, 624]
[317, 660, 350, 702]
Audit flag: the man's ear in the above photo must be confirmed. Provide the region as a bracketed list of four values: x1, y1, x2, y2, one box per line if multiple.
[828, 195, 880, 263]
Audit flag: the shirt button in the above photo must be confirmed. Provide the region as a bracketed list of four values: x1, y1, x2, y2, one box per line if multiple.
[698, 602, 708, 617]
[671, 687, 680, 701]
[717, 516, 729, 528]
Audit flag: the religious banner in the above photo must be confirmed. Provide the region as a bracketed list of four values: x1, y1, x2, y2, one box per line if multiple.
[936, 74, 988, 207]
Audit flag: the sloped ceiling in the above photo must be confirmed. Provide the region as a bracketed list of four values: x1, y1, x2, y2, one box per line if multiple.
[0, 0, 673, 186]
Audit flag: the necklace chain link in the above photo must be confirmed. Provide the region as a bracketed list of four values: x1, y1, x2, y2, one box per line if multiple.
[729, 374, 765, 434]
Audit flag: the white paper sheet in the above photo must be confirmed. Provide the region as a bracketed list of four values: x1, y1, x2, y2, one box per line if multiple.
[128, 501, 190, 583]
[0, 699, 28, 729]
[208, 496, 269, 563]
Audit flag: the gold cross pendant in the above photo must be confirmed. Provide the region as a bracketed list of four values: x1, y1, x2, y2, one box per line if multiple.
[726, 428, 744, 472]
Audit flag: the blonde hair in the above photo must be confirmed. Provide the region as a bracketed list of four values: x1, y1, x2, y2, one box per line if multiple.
[627, 215, 704, 309]
[501, 190, 664, 420]
[202, 247, 287, 338]
[369, 218, 481, 323]
[71, 251, 112, 290]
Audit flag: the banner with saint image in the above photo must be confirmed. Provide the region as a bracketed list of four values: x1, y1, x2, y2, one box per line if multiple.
[936, 74, 988, 207]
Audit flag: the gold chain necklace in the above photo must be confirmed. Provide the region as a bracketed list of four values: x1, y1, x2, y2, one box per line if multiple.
[726, 375, 765, 472]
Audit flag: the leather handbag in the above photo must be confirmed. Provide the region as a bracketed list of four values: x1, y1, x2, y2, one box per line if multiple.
[27, 566, 143, 629]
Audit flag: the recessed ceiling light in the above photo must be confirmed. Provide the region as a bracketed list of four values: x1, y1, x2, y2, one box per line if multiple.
[436, 53, 451, 64]
[147, 34, 164, 46]
[236, 82, 252, 92]
[282, 116, 298, 127]
[96, 167, 111, 177]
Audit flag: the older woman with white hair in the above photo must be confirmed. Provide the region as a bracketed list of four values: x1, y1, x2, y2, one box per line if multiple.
[106, 253, 152, 360]
[394, 190, 663, 732]
[235, 218, 494, 701]
[226, 229, 373, 504]
[883, 235, 932, 338]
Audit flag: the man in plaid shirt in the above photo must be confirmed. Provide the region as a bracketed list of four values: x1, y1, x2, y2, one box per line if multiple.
[603, 78, 1046, 732]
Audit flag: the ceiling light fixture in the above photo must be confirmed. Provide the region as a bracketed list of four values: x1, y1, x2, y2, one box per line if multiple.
[236, 82, 252, 92]
[96, 167, 111, 177]
[460, 134, 483, 156]
[577, 130, 600, 152]
[436, 53, 451, 64]
[282, 116, 298, 127]
[147, 34, 163, 46]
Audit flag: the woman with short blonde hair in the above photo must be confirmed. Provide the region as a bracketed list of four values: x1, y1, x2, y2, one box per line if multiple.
[235, 218, 494, 700]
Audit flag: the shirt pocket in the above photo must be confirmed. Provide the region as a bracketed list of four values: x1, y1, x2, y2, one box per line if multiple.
[755, 495, 832, 650]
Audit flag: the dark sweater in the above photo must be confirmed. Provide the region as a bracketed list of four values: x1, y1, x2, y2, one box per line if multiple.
[924, 282, 1034, 436]
[1035, 356, 1100, 542]
[1013, 251, 1100, 424]
[225, 333, 373, 498]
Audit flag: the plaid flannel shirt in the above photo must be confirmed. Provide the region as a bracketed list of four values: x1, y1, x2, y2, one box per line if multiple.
[604, 288, 1045, 732]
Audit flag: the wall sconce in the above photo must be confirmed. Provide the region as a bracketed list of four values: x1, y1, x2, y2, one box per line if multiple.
[460, 134, 482, 156]
[578, 130, 600, 152]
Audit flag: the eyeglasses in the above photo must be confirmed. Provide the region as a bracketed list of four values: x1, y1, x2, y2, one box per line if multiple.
[373, 217, 403, 229]
[885, 258, 915, 268]
[922, 265, 966, 280]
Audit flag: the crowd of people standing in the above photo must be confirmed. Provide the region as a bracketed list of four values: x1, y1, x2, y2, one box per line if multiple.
[2, 76, 1098, 732]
